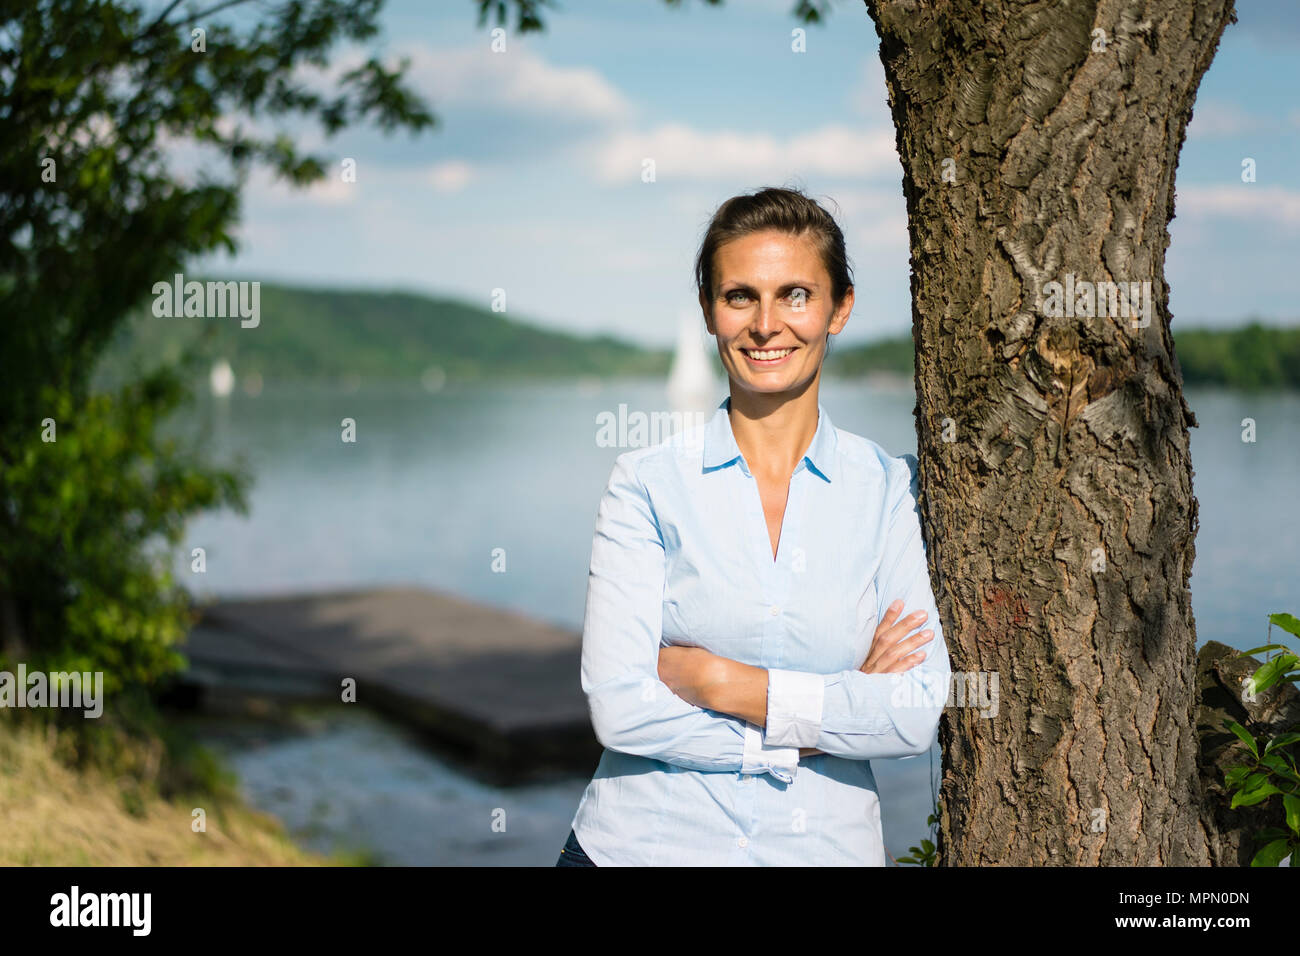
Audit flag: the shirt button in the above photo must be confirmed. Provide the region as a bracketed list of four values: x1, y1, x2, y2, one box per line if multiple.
[738, 837, 749, 848]
[770, 606, 781, 616]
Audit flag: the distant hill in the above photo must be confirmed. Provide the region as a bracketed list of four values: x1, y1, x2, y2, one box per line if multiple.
[823, 336, 914, 379]
[98, 281, 672, 386]
[827, 323, 1300, 390]
[98, 283, 1300, 390]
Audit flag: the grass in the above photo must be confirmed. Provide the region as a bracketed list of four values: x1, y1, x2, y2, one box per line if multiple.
[0, 714, 359, 866]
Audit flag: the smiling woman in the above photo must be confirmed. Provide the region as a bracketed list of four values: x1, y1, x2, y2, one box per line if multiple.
[557, 186, 950, 867]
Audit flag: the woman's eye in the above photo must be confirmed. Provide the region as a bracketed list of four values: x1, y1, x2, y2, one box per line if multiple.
[723, 289, 808, 305]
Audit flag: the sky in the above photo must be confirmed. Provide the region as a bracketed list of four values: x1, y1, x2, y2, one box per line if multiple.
[187, 0, 1300, 349]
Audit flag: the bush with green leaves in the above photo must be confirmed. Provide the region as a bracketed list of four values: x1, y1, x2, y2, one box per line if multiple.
[0, 360, 245, 695]
[896, 804, 939, 866]
[1222, 612, 1300, 867]
[0, 0, 431, 709]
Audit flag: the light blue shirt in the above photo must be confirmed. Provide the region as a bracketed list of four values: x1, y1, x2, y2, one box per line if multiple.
[569, 395, 951, 865]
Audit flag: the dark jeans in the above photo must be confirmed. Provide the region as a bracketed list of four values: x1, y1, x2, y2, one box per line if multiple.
[554, 828, 597, 866]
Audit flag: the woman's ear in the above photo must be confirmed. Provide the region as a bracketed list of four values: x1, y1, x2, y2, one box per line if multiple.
[828, 286, 854, 336]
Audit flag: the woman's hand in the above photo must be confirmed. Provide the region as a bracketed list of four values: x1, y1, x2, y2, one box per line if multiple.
[861, 599, 934, 674]
[797, 602, 933, 761]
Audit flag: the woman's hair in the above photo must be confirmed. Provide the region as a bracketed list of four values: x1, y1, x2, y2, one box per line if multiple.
[694, 185, 854, 310]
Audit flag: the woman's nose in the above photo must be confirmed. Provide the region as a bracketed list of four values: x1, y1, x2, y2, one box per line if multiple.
[753, 297, 781, 335]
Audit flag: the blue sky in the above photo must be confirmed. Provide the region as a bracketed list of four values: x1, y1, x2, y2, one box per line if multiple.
[190, 0, 1300, 348]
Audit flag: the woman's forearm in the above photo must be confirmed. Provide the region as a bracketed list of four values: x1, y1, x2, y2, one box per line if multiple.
[704, 658, 824, 757]
[685, 599, 930, 759]
[703, 657, 768, 725]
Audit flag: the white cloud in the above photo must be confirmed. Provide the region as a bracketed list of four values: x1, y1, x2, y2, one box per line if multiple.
[428, 160, 476, 192]
[399, 45, 632, 122]
[848, 56, 894, 125]
[302, 174, 358, 205]
[830, 187, 909, 249]
[583, 122, 899, 183]
[234, 162, 359, 212]
[1185, 100, 1264, 140]
[1177, 184, 1300, 226]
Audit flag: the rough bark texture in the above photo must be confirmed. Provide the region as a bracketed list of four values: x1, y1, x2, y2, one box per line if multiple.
[863, 0, 1238, 863]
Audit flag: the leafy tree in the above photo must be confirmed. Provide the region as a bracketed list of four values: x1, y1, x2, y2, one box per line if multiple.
[0, 0, 432, 697]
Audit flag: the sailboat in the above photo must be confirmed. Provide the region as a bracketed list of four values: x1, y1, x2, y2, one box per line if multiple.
[666, 308, 720, 414]
[209, 359, 235, 397]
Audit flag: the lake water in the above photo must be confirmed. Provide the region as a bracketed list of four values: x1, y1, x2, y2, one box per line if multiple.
[176, 378, 1299, 865]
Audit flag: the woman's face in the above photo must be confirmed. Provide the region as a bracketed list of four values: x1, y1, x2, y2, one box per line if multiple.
[700, 229, 853, 401]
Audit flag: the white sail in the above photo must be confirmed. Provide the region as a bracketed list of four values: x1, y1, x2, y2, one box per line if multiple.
[666, 309, 719, 413]
[209, 359, 235, 397]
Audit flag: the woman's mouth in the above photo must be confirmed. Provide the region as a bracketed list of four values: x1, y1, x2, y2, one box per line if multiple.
[741, 346, 797, 366]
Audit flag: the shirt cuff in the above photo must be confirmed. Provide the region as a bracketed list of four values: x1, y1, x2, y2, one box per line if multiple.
[764, 668, 825, 749]
[741, 721, 798, 783]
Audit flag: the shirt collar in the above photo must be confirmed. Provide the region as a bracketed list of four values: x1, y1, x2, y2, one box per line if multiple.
[702, 395, 836, 482]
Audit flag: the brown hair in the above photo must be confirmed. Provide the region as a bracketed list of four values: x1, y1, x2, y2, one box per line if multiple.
[694, 185, 854, 310]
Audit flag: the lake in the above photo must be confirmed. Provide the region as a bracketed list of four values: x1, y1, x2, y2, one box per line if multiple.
[176, 377, 1300, 865]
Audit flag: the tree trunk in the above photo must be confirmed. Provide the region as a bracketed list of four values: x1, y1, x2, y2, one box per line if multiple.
[863, 0, 1238, 863]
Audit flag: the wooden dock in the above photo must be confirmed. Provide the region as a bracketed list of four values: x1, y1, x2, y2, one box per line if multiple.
[179, 587, 600, 784]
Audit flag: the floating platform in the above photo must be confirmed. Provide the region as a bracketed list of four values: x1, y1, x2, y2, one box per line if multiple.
[180, 587, 600, 785]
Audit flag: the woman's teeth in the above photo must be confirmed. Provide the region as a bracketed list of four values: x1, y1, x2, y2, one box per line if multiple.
[745, 348, 794, 360]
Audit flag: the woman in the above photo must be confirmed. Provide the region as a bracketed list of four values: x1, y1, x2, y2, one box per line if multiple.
[555, 186, 951, 866]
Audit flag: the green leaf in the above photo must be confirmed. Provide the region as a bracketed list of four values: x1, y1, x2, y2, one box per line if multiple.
[1284, 794, 1300, 835]
[1250, 838, 1293, 867]
[1232, 780, 1282, 808]
[1226, 721, 1259, 759]
[1261, 753, 1293, 775]
[1268, 613, 1300, 638]
[1241, 643, 1290, 657]
[1224, 765, 1251, 789]
[1251, 654, 1300, 694]
[1265, 732, 1300, 753]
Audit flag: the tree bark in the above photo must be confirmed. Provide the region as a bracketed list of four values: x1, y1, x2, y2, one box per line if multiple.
[863, 0, 1238, 863]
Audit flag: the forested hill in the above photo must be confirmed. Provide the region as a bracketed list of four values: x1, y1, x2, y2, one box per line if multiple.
[100, 281, 1300, 389]
[100, 281, 672, 384]
[828, 323, 1300, 390]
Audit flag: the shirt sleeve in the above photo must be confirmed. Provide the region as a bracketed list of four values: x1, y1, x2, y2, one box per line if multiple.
[581, 452, 800, 782]
[762, 453, 951, 760]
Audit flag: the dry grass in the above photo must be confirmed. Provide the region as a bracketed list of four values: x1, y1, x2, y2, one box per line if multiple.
[0, 719, 336, 866]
